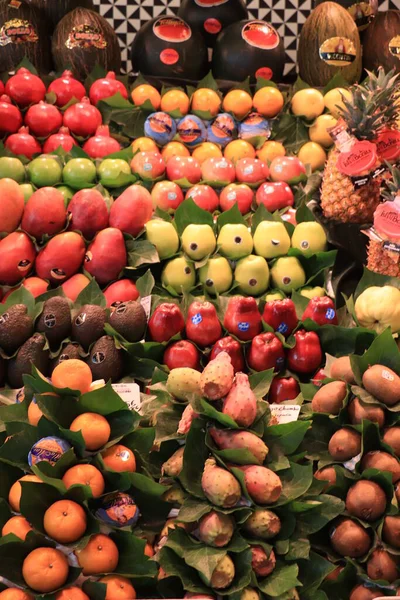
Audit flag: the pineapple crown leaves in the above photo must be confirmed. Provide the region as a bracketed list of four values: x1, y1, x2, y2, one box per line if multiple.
[382, 162, 400, 202]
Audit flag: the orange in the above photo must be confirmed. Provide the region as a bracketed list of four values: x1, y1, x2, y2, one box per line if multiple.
[131, 137, 158, 154]
[70, 413, 111, 451]
[62, 464, 105, 498]
[191, 88, 221, 116]
[2, 516, 33, 540]
[22, 547, 69, 593]
[55, 587, 90, 600]
[192, 142, 223, 164]
[8, 475, 43, 512]
[144, 542, 154, 558]
[224, 140, 256, 163]
[161, 90, 190, 115]
[257, 140, 286, 163]
[27, 398, 43, 426]
[223, 89, 253, 120]
[253, 86, 284, 118]
[43, 499, 87, 544]
[161, 141, 190, 162]
[101, 444, 136, 473]
[75, 534, 119, 575]
[99, 575, 136, 600]
[51, 359, 92, 395]
[61, 274, 90, 303]
[0, 590, 33, 600]
[131, 84, 161, 110]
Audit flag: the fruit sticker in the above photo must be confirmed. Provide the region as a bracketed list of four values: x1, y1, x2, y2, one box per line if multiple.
[28, 436, 71, 466]
[337, 140, 377, 177]
[348, 1, 377, 31]
[160, 48, 179, 65]
[242, 21, 280, 50]
[204, 18, 222, 35]
[374, 197, 400, 242]
[319, 38, 357, 66]
[95, 492, 140, 527]
[207, 113, 237, 147]
[0, 19, 38, 46]
[153, 17, 191, 43]
[65, 24, 107, 50]
[195, 0, 229, 5]
[376, 129, 400, 162]
[256, 67, 273, 80]
[389, 36, 400, 60]
[177, 115, 207, 147]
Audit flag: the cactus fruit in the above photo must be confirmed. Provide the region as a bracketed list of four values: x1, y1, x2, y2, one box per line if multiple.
[240, 589, 260, 600]
[251, 545, 276, 577]
[162, 485, 186, 505]
[209, 427, 268, 465]
[167, 368, 201, 401]
[242, 509, 281, 539]
[236, 465, 282, 504]
[200, 352, 235, 401]
[178, 404, 198, 435]
[201, 458, 241, 508]
[222, 372, 257, 428]
[184, 595, 215, 599]
[198, 510, 235, 547]
[162, 447, 185, 477]
[200, 554, 235, 589]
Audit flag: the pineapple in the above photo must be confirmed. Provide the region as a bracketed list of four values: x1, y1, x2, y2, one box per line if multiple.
[320, 68, 400, 224]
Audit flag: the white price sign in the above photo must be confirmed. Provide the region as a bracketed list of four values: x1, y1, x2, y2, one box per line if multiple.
[269, 404, 301, 424]
[112, 382, 142, 414]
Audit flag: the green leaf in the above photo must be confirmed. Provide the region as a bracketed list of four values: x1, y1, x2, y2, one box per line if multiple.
[174, 198, 214, 236]
[272, 113, 309, 154]
[286, 537, 310, 560]
[0, 287, 35, 318]
[251, 203, 283, 236]
[80, 382, 130, 415]
[166, 528, 227, 582]
[256, 77, 279, 91]
[158, 546, 208, 593]
[16, 56, 38, 75]
[179, 419, 208, 499]
[249, 369, 274, 400]
[136, 270, 155, 298]
[75, 277, 106, 308]
[217, 203, 247, 230]
[292, 76, 311, 92]
[258, 563, 301, 596]
[355, 267, 400, 298]
[299, 551, 336, 595]
[126, 239, 160, 268]
[109, 108, 147, 139]
[273, 463, 314, 507]
[296, 494, 345, 535]
[296, 201, 315, 223]
[177, 498, 212, 523]
[323, 73, 350, 95]
[196, 71, 219, 92]
[351, 328, 400, 383]
[84, 64, 107, 91]
[111, 531, 158, 577]
[265, 421, 310, 456]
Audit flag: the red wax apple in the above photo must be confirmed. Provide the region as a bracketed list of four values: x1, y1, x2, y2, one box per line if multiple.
[262, 299, 299, 337]
[302, 297, 338, 326]
[219, 183, 254, 215]
[256, 182, 294, 212]
[268, 376, 300, 404]
[148, 303, 185, 343]
[210, 336, 245, 373]
[164, 340, 201, 370]
[224, 296, 262, 342]
[312, 368, 327, 387]
[287, 330, 322, 374]
[186, 301, 222, 348]
[247, 332, 285, 372]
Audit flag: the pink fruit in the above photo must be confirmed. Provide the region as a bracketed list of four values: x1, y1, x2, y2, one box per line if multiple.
[178, 404, 198, 435]
[256, 181, 294, 212]
[219, 183, 254, 214]
[0, 95, 23, 136]
[110, 185, 154, 237]
[83, 125, 121, 159]
[131, 151, 165, 180]
[68, 189, 110, 239]
[236, 158, 267, 184]
[222, 372, 257, 427]
[48, 70, 86, 107]
[251, 546, 276, 577]
[151, 180, 184, 213]
[63, 98, 102, 138]
[24, 101, 63, 138]
[209, 427, 268, 465]
[5, 68, 45, 107]
[89, 72, 128, 105]
[269, 156, 306, 183]
[166, 156, 202, 184]
[198, 511, 235, 547]
[5, 126, 41, 159]
[185, 184, 219, 212]
[43, 127, 78, 154]
[0, 232, 36, 285]
[0, 179, 25, 233]
[162, 447, 184, 477]
[85, 227, 127, 285]
[200, 351, 235, 401]
[61, 274, 90, 302]
[201, 157, 235, 184]
[236, 465, 282, 504]
[201, 458, 241, 508]
[104, 279, 139, 307]
[36, 232, 86, 284]
[21, 188, 66, 239]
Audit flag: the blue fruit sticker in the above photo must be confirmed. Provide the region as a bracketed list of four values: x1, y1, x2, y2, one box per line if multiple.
[277, 323, 288, 334]
[28, 436, 71, 467]
[238, 322, 250, 332]
[326, 308, 336, 320]
[192, 313, 203, 325]
[276, 357, 285, 368]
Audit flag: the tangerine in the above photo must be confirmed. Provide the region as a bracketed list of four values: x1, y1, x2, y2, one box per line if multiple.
[192, 142, 223, 164]
[253, 86, 284, 118]
[161, 141, 190, 162]
[223, 89, 253, 120]
[101, 444, 136, 473]
[257, 141, 286, 163]
[144, 542, 154, 558]
[8, 475, 42, 512]
[62, 464, 105, 498]
[75, 534, 119, 575]
[70, 413, 111, 451]
[22, 547, 69, 593]
[161, 90, 190, 115]
[99, 575, 136, 600]
[43, 499, 87, 544]
[131, 85, 161, 110]
[55, 587, 90, 600]
[51, 359, 92, 395]
[2, 516, 33, 540]
[131, 137, 158, 154]
[27, 398, 44, 426]
[298, 142, 327, 172]
[191, 88, 221, 117]
[0, 590, 33, 600]
[224, 140, 256, 163]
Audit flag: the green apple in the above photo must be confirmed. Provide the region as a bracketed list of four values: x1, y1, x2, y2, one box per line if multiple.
[253, 221, 291, 259]
[0, 156, 25, 182]
[28, 156, 62, 187]
[19, 183, 34, 203]
[291, 222, 327, 256]
[271, 257, 306, 293]
[98, 158, 132, 188]
[235, 254, 270, 296]
[56, 185, 74, 206]
[181, 224, 216, 260]
[199, 256, 233, 295]
[162, 256, 196, 294]
[300, 286, 326, 299]
[217, 223, 253, 259]
[265, 291, 285, 301]
[146, 219, 179, 259]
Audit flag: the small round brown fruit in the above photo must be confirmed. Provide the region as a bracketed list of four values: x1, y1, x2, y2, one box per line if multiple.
[347, 398, 385, 428]
[367, 549, 398, 582]
[330, 356, 356, 384]
[382, 515, 400, 549]
[361, 451, 400, 483]
[311, 381, 347, 415]
[349, 585, 383, 600]
[315, 466, 337, 491]
[328, 428, 361, 462]
[382, 427, 400, 457]
[330, 518, 371, 558]
[345, 480, 386, 522]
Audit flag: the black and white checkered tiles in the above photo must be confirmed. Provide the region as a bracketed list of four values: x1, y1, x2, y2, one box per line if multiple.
[93, 0, 399, 76]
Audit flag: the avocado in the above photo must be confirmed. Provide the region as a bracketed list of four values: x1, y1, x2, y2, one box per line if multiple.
[72, 304, 107, 350]
[50, 342, 84, 372]
[36, 297, 72, 349]
[88, 335, 123, 383]
[7, 333, 50, 389]
[0, 304, 33, 355]
[109, 301, 147, 342]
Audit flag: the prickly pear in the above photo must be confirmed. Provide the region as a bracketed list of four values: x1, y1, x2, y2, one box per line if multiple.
[242, 509, 281, 539]
[198, 510, 235, 547]
[178, 404, 198, 435]
[209, 427, 268, 465]
[199, 554, 235, 589]
[162, 485, 186, 505]
[184, 595, 215, 599]
[222, 372, 257, 427]
[167, 367, 201, 400]
[162, 447, 184, 477]
[240, 589, 260, 600]
[201, 458, 241, 508]
[251, 545, 276, 577]
[236, 465, 282, 505]
[200, 352, 235, 401]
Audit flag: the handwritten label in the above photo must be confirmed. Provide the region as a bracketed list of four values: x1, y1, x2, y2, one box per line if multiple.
[112, 383, 142, 414]
[140, 295, 152, 321]
[269, 404, 300, 424]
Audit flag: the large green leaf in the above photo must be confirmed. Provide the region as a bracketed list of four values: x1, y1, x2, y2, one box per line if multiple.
[179, 419, 208, 499]
[265, 421, 310, 456]
[351, 328, 400, 384]
[258, 563, 301, 597]
[174, 198, 214, 236]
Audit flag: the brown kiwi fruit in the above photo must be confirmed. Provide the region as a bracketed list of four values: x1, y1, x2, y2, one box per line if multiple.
[330, 356, 356, 384]
[330, 518, 371, 557]
[362, 365, 400, 406]
[311, 381, 347, 415]
[325, 565, 344, 581]
[382, 516, 400, 549]
[361, 451, 400, 483]
[315, 466, 337, 490]
[349, 585, 383, 600]
[367, 549, 398, 582]
[328, 428, 361, 461]
[347, 397, 385, 428]
[345, 480, 387, 521]
[382, 427, 400, 457]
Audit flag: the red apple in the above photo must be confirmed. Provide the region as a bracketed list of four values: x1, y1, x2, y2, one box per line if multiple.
[201, 157, 235, 185]
[268, 376, 300, 404]
[164, 340, 201, 370]
[110, 184, 153, 237]
[281, 208, 297, 226]
[151, 180, 184, 213]
[302, 297, 338, 326]
[219, 183, 254, 215]
[104, 279, 139, 307]
[166, 156, 202, 184]
[269, 156, 306, 183]
[131, 151, 165, 180]
[312, 368, 327, 387]
[236, 158, 267, 185]
[185, 185, 219, 212]
[256, 182, 294, 212]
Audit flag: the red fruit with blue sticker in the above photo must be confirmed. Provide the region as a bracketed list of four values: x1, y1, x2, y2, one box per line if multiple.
[262, 299, 298, 337]
[302, 297, 338, 326]
[247, 332, 285, 372]
[287, 330, 322, 374]
[186, 301, 222, 348]
[223, 296, 262, 342]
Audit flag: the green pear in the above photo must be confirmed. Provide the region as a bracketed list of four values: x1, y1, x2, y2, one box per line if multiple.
[235, 255, 270, 296]
[181, 224, 216, 260]
[199, 256, 233, 295]
[217, 223, 253, 259]
[271, 257, 306, 293]
[291, 222, 327, 256]
[253, 221, 291, 259]
[300, 286, 326, 299]
[146, 219, 179, 260]
[265, 291, 285, 301]
[162, 256, 196, 294]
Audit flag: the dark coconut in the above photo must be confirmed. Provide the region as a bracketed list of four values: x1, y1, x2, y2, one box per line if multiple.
[177, 0, 248, 48]
[52, 8, 121, 80]
[25, 0, 95, 34]
[363, 11, 400, 74]
[212, 19, 285, 83]
[0, 0, 52, 73]
[313, 0, 378, 31]
[130, 15, 209, 80]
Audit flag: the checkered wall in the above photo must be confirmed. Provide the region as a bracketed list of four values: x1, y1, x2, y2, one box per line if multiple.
[93, 0, 399, 77]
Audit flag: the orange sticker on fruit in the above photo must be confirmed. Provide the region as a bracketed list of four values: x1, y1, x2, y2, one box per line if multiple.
[65, 24, 107, 50]
[256, 67, 273, 80]
[389, 36, 400, 60]
[337, 140, 377, 176]
[160, 48, 179, 65]
[374, 197, 400, 242]
[204, 18, 222, 34]
[0, 18, 38, 46]
[242, 21, 280, 50]
[376, 129, 400, 162]
[153, 17, 191, 43]
[319, 37, 357, 66]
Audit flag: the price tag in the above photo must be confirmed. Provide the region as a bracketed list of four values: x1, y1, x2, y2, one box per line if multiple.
[269, 404, 300, 424]
[112, 383, 142, 414]
[140, 295, 152, 321]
